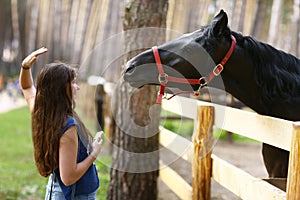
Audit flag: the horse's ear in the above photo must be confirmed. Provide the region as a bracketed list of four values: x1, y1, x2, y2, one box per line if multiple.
[211, 9, 228, 37]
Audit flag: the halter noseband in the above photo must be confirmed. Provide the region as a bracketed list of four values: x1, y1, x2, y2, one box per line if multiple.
[152, 35, 236, 104]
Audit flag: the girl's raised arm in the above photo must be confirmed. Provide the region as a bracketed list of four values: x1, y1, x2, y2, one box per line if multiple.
[19, 47, 48, 113]
[20, 47, 48, 89]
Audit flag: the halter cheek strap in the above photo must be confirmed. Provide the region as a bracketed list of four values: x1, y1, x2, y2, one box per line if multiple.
[152, 47, 166, 104]
[152, 35, 236, 104]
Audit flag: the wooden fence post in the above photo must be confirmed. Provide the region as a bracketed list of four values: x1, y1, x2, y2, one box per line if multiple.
[286, 122, 300, 200]
[192, 105, 214, 200]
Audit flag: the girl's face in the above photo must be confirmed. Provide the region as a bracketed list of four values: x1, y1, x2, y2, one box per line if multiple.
[71, 78, 80, 98]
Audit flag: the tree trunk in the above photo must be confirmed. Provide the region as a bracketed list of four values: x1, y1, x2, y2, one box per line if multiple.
[24, 0, 39, 55]
[268, 0, 282, 45]
[297, 1, 300, 57]
[286, 0, 299, 56]
[243, 0, 258, 35]
[107, 1, 168, 200]
[70, 0, 90, 64]
[251, 0, 272, 42]
[11, 0, 20, 57]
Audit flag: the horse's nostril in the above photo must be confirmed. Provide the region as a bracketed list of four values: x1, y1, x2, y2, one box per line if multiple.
[125, 63, 136, 74]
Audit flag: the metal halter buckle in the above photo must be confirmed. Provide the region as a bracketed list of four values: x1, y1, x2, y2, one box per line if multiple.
[213, 64, 224, 76]
[158, 73, 168, 84]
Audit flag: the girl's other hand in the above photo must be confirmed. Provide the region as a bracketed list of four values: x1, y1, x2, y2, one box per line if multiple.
[91, 131, 103, 158]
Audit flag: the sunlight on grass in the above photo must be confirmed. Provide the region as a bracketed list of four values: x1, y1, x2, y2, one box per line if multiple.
[0, 107, 44, 199]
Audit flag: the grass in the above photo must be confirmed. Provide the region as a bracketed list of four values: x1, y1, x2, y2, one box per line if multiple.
[214, 128, 258, 143]
[160, 111, 194, 138]
[0, 106, 111, 200]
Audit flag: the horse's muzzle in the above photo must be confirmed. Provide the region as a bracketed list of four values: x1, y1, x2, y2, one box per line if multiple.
[123, 62, 143, 88]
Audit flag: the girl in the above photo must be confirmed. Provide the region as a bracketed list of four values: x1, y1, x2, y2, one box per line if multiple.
[19, 47, 102, 200]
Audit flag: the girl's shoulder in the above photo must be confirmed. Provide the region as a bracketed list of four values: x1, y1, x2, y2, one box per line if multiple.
[58, 116, 78, 138]
[66, 116, 77, 125]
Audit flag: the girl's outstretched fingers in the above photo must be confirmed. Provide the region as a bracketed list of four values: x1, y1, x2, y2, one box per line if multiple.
[22, 47, 48, 68]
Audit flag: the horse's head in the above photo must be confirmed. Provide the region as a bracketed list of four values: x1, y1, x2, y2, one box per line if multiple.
[124, 9, 233, 93]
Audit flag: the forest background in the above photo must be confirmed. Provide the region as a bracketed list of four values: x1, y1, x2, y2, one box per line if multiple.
[0, 0, 299, 199]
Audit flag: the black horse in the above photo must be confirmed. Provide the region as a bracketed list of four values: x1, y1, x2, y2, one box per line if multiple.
[124, 9, 300, 178]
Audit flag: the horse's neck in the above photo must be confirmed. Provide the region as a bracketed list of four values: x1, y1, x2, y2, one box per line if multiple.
[221, 59, 268, 114]
[220, 39, 300, 118]
[218, 41, 270, 114]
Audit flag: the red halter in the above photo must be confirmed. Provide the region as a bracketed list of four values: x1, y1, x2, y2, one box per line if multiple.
[152, 35, 236, 104]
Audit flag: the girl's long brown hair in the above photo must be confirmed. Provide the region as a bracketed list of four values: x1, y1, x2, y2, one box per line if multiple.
[32, 62, 92, 177]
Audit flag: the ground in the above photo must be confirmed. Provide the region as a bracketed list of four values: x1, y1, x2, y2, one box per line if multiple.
[158, 141, 268, 200]
[0, 91, 26, 113]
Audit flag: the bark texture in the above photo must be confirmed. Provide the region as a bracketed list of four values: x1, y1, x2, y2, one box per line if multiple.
[107, 1, 168, 200]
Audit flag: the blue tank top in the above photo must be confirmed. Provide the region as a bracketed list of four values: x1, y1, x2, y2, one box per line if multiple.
[54, 116, 99, 200]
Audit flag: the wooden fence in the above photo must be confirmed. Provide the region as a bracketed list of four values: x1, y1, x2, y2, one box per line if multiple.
[159, 95, 300, 200]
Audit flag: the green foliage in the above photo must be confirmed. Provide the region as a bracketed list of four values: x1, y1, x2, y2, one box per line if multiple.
[214, 128, 258, 143]
[160, 111, 194, 137]
[95, 156, 112, 200]
[161, 110, 257, 143]
[0, 107, 111, 199]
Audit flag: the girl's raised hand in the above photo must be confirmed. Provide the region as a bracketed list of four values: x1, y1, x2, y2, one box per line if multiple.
[22, 47, 48, 68]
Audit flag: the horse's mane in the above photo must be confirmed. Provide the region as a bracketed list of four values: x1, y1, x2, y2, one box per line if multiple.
[231, 31, 300, 103]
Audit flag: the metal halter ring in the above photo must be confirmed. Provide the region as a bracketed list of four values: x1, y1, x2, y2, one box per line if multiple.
[199, 77, 207, 87]
[158, 73, 168, 84]
[194, 77, 207, 96]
